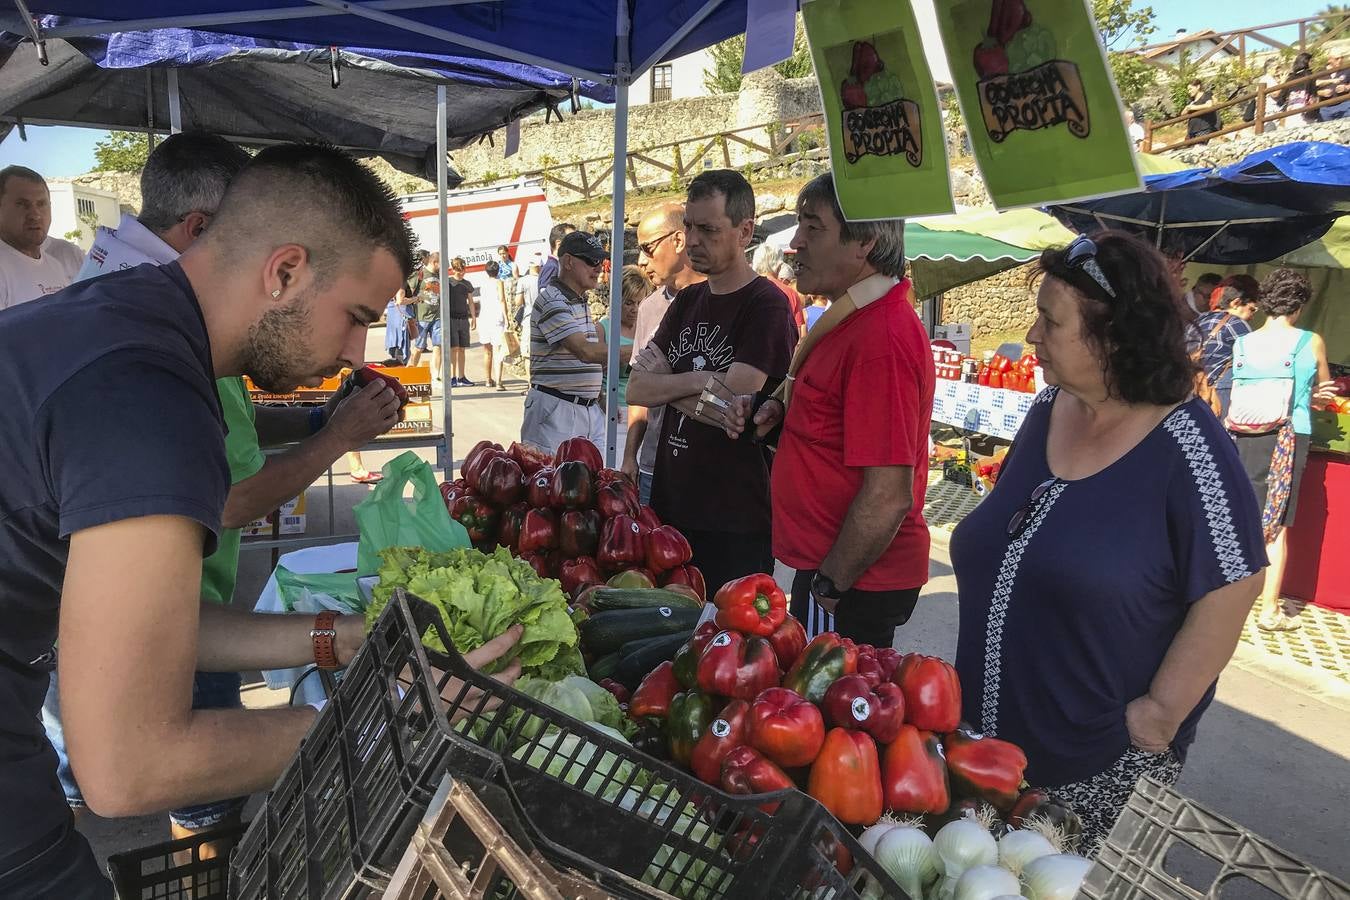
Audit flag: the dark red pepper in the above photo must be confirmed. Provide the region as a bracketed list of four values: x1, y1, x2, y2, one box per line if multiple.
[629, 660, 680, 719]
[893, 653, 962, 733]
[595, 480, 638, 519]
[559, 557, 602, 596]
[449, 492, 499, 543]
[748, 686, 826, 768]
[696, 630, 779, 700]
[553, 437, 602, 473]
[875, 648, 904, 682]
[507, 440, 551, 477]
[526, 466, 554, 509]
[478, 454, 524, 506]
[598, 514, 647, 570]
[766, 616, 807, 671]
[645, 525, 692, 573]
[943, 728, 1028, 812]
[821, 674, 906, 744]
[855, 654, 884, 688]
[1008, 788, 1084, 841]
[689, 699, 750, 785]
[517, 551, 550, 579]
[550, 460, 594, 510]
[721, 745, 794, 811]
[354, 365, 409, 411]
[496, 502, 529, 551]
[661, 564, 706, 602]
[597, 678, 630, 704]
[635, 504, 663, 530]
[882, 725, 950, 815]
[713, 573, 788, 637]
[460, 440, 502, 480]
[517, 507, 558, 554]
[558, 509, 600, 558]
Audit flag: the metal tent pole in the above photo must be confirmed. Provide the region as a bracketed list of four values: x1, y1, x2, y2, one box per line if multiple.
[604, 0, 632, 468]
[167, 69, 182, 133]
[437, 83, 454, 477]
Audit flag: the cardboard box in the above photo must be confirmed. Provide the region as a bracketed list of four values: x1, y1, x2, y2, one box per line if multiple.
[241, 494, 306, 537]
[933, 323, 972, 356]
[389, 402, 435, 434]
[244, 365, 434, 405]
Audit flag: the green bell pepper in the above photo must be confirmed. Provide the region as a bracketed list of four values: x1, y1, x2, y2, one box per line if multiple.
[667, 690, 715, 767]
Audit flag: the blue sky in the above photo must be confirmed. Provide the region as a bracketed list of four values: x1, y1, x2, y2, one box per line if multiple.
[0, 0, 1333, 178]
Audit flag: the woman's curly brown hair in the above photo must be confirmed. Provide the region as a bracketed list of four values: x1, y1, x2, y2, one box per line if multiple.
[1258, 267, 1312, 317]
[1036, 231, 1197, 405]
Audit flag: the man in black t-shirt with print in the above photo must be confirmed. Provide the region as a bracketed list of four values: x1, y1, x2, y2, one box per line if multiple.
[0, 145, 523, 897]
[444, 256, 478, 386]
[628, 170, 797, 597]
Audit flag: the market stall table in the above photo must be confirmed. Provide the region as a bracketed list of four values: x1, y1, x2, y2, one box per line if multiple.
[931, 380, 1038, 443]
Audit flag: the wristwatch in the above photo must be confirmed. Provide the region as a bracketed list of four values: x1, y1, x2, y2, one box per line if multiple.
[811, 571, 843, 603]
[311, 610, 340, 670]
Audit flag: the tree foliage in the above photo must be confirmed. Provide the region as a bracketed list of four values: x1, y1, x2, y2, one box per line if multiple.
[1309, 4, 1349, 38]
[703, 17, 812, 94]
[1091, 0, 1160, 106]
[93, 131, 152, 172]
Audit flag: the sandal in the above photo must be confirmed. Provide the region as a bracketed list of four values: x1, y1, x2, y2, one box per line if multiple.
[352, 471, 384, 484]
[486, 379, 497, 388]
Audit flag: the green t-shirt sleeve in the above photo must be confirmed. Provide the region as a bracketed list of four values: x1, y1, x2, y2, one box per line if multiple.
[217, 376, 265, 484]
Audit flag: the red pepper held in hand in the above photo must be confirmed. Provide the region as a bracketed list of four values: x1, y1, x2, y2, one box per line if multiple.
[714, 574, 787, 637]
[517, 507, 558, 554]
[629, 661, 680, 719]
[559, 509, 600, 558]
[662, 564, 706, 602]
[690, 699, 750, 784]
[808, 728, 884, 826]
[646, 525, 692, 573]
[893, 653, 962, 733]
[822, 675, 906, 744]
[943, 728, 1028, 812]
[766, 616, 807, 671]
[696, 630, 779, 700]
[882, 724, 950, 815]
[748, 687, 825, 768]
[598, 514, 647, 570]
[553, 437, 603, 473]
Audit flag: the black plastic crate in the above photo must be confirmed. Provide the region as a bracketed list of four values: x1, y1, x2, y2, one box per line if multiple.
[107, 822, 244, 900]
[1078, 775, 1350, 899]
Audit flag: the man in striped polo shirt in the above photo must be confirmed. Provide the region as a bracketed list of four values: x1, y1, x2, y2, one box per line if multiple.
[522, 230, 610, 452]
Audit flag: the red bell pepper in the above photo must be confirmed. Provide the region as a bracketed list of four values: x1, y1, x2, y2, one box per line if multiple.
[855, 654, 884, 688]
[766, 616, 807, 671]
[553, 437, 602, 473]
[696, 630, 779, 700]
[882, 725, 950, 815]
[1007, 788, 1083, 841]
[449, 492, 499, 543]
[661, 564, 706, 602]
[550, 460, 594, 510]
[507, 440, 551, 477]
[440, 478, 467, 509]
[808, 728, 883, 826]
[875, 648, 903, 682]
[943, 728, 1028, 812]
[597, 678, 630, 704]
[893, 654, 962, 733]
[645, 525, 692, 573]
[558, 509, 600, 558]
[478, 454, 524, 506]
[672, 621, 719, 689]
[783, 633, 858, 705]
[354, 365, 409, 408]
[713, 574, 787, 637]
[595, 480, 638, 519]
[821, 675, 905, 744]
[690, 699, 750, 785]
[559, 557, 602, 596]
[629, 660, 680, 719]
[720, 745, 794, 809]
[517, 551, 550, 580]
[526, 466, 554, 509]
[460, 440, 502, 480]
[747, 686, 825, 768]
[496, 502, 529, 550]
[635, 504, 662, 530]
[598, 514, 647, 570]
[517, 507, 558, 554]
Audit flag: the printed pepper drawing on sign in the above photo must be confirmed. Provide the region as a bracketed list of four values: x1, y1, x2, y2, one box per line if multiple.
[832, 36, 923, 166]
[970, 0, 1090, 142]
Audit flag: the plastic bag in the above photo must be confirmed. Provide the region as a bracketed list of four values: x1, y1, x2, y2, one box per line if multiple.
[354, 450, 469, 575]
[273, 567, 364, 613]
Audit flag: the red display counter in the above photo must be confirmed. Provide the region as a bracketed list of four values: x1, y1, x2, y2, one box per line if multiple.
[1283, 450, 1350, 613]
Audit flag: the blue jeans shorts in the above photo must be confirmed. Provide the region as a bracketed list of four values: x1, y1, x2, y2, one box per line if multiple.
[415, 318, 442, 349]
[43, 669, 248, 829]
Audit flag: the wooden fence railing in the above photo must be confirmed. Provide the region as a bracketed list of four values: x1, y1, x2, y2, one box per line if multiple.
[1127, 13, 1350, 71]
[462, 114, 826, 201]
[1143, 63, 1350, 153]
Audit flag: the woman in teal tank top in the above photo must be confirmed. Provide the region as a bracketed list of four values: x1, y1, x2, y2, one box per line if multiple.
[600, 266, 651, 464]
[1228, 269, 1336, 631]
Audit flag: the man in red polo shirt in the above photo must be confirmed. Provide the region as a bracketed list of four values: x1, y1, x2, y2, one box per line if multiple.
[747, 173, 934, 647]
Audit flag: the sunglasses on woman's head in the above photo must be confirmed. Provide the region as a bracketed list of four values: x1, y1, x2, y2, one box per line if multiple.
[1065, 235, 1117, 298]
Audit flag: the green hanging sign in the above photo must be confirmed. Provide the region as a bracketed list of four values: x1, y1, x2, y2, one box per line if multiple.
[803, 0, 953, 221]
[934, 0, 1141, 209]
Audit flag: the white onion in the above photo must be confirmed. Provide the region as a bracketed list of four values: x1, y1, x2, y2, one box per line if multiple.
[873, 825, 939, 900]
[998, 829, 1056, 877]
[1021, 853, 1093, 900]
[858, 821, 896, 858]
[933, 812, 999, 882]
[953, 865, 1022, 900]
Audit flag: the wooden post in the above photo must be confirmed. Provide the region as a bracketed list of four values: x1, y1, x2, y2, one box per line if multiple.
[1143, 120, 1154, 153]
[672, 143, 684, 178]
[1254, 82, 1266, 135]
[579, 164, 591, 201]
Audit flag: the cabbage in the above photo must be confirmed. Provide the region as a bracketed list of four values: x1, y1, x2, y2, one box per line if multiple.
[511, 726, 636, 801]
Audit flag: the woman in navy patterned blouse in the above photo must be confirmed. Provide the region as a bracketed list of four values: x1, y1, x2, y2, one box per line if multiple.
[950, 232, 1267, 856]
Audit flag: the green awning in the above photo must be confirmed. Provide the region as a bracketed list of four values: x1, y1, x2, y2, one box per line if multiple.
[906, 223, 1039, 297]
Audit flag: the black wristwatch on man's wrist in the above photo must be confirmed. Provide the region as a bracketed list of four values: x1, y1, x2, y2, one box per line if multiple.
[812, 571, 843, 603]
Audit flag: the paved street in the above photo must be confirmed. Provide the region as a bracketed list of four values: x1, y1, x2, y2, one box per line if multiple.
[80, 327, 1350, 885]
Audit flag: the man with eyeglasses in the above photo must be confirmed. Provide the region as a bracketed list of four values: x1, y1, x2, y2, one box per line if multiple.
[522, 230, 610, 452]
[623, 202, 706, 503]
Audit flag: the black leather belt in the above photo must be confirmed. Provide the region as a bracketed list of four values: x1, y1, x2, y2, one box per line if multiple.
[532, 384, 598, 407]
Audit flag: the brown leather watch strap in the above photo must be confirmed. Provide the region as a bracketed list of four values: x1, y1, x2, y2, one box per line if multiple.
[312, 610, 340, 670]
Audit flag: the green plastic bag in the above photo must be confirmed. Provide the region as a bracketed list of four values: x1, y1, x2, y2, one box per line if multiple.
[273, 567, 364, 613]
[354, 451, 470, 575]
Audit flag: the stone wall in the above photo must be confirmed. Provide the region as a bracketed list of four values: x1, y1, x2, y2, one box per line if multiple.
[940, 264, 1037, 338]
[1164, 116, 1350, 169]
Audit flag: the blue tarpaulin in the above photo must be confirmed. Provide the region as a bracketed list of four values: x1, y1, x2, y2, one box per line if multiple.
[1049, 141, 1350, 264]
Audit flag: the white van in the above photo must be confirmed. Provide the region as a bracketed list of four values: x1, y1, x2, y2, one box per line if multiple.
[400, 181, 555, 296]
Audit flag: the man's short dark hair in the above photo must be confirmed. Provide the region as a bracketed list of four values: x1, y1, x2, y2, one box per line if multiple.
[203, 142, 416, 281]
[1194, 272, 1223, 292]
[485, 260, 500, 278]
[1189, 78, 1204, 89]
[549, 222, 575, 252]
[137, 132, 250, 233]
[0, 165, 46, 199]
[796, 173, 906, 278]
[688, 170, 755, 226]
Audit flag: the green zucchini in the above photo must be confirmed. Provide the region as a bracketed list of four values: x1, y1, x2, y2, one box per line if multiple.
[587, 651, 622, 681]
[619, 631, 693, 658]
[578, 606, 703, 655]
[590, 588, 703, 612]
[613, 632, 692, 690]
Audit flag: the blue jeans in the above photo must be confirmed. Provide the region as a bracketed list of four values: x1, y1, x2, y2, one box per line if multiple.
[639, 469, 653, 507]
[415, 318, 441, 349]
[43, 670, 247, 829]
